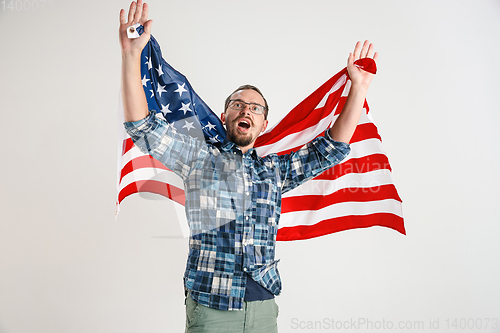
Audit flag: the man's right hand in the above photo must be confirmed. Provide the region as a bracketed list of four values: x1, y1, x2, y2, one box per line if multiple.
[119, 0, 152, 122]
[119, 0, 153, 57]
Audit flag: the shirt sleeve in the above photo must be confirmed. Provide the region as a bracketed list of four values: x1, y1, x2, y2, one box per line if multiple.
[123, 111, 208, 180]
[277, 129, 351, 194]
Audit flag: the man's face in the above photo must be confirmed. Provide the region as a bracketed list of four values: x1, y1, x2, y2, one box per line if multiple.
[221, 89, 268, 151]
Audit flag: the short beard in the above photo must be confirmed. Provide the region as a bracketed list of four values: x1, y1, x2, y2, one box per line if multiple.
[226, 127, 254, 147]
[226, 118, 256, 147]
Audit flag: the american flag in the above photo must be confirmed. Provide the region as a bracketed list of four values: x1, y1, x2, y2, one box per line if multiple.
[116, 26, 405, 240]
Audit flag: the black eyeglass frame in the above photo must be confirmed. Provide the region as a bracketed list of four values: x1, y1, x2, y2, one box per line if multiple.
[227, 99, 267, 115]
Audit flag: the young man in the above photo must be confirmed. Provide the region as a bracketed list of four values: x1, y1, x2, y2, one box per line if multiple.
[119, 1, 377, 332]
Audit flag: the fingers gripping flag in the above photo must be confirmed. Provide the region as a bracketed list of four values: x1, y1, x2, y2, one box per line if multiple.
[116, 26, 405, 240]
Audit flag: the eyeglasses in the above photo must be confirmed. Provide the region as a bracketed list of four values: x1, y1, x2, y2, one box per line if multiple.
[228, 100, 266, 115]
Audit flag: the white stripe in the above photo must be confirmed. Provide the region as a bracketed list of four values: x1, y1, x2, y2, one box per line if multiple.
[341, 79, 351, 97]
[343, 138, 385, 161]
[355, 109, 372, 125]
[119, 166, 185, 191]
[284, 169, 394, 198]
[366, 108, 376, 124]
[355, 109, 372, 126]
[120, 142, 149, 166]
[278, 199, 403, 228]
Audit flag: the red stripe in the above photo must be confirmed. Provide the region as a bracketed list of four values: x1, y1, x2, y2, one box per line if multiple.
[276, 213, 406, 241]
[118, 180, 185, 205]
[281, 184, 402, 213]
[120, 155, 171, 183]
[122, 138, 135, 155]
[364, 100, 370, 113]
[349, 123, 381, 143]
[334, 96, 347, 116]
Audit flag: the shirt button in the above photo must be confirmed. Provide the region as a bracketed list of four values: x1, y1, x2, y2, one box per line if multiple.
[246, 216, 249, 220]
[246, 192, 250, 196]
[243, 267, 247, 272]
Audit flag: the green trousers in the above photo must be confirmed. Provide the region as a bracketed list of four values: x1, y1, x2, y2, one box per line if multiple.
[185, 295, 279, 333]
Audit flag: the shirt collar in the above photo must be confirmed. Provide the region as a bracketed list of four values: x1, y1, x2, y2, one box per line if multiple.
[221, 139, 235, 152]
[221, 140, 258, 159]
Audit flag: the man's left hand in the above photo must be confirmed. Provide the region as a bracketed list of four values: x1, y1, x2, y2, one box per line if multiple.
[347, 40, 379, 89]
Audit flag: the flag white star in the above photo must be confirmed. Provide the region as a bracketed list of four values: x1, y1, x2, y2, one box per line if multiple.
[209, 135, 219, 143]
[174, 83, 188, 97]
[179, 102, 192, 115]
[157, 84, 167, 97]
[183, 120, 195, 131]
[204, 122, 216, 131]
[142, 75, 150, 87]
[146, 56, 152, 70]
[156, 65, 164, 76]
[149, 89, 154, 98]
[160, 103, 172, 114]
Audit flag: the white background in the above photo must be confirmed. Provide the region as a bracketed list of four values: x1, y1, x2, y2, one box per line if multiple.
[1, 0, 499, 332]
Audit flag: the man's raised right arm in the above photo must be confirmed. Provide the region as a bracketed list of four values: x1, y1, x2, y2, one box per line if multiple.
[118, 2, 209, 180]
[119, 0, 153, 122]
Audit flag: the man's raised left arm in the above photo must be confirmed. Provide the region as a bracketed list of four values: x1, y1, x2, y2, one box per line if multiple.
[329, 40, 379, 144]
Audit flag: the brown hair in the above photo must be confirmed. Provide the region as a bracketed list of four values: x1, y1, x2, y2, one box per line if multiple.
[224, 84, 269, 119]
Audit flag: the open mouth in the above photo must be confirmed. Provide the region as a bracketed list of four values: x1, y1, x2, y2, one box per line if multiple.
[237, 118, 251, 133]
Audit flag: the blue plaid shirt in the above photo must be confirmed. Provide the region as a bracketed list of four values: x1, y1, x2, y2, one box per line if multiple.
[124, 111, 350, 311]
